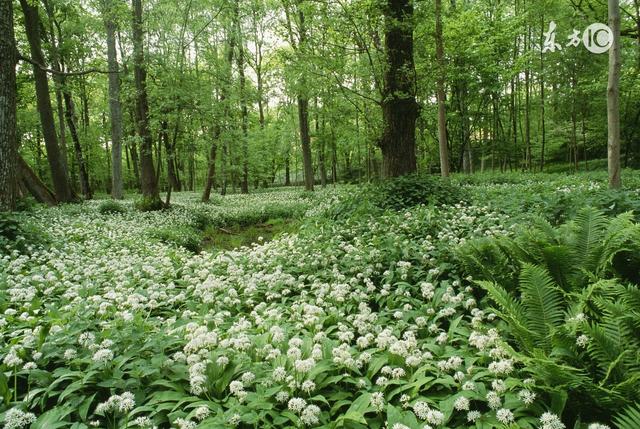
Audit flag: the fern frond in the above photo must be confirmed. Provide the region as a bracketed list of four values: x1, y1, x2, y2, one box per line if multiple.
[585, 323, 625, 381]
[519, 264, 565, 353]
[613, 403, 640, 429]
[597, 212, 640, 274]
[568, 208, 607, 282]
[476, 280, 536, 352]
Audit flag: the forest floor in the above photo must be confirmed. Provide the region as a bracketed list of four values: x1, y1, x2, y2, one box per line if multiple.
[1, 171, 640, 429]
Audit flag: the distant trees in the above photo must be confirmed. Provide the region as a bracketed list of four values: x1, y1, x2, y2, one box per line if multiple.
[2, 0, 639, 207]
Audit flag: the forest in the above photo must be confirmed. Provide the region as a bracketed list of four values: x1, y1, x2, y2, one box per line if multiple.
[1, 0, 640, 428]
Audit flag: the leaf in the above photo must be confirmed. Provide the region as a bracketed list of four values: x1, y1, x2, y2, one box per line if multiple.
[31, 406, 74, 429]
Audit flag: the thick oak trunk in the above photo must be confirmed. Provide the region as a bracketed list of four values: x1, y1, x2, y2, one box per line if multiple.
[380, 0, 418, 178]
[0, 0, 18, 211]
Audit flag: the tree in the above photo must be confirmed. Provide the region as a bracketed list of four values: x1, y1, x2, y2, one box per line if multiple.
[132, 0, 161, 206]
[283, 0, 314, 191]
[20, 0, 76, 203]
[104, 0, 124, 199]
[0, 0, 18, 211]
[379, 0, 418, 178]
[435, 0, 449, 178]
[608, 0, 621, 189]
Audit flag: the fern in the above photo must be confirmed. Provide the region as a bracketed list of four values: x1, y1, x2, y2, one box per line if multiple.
[571, 207, 608, 275]
[519, 264, 565, 353]
[476, 280, 537, 352]
[614, 404, 640, 429]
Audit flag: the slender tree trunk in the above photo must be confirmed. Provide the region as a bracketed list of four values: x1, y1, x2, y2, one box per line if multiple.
[104, 0, 124, 199]
[63, 90, 92, 199]
[201, 126, 219, 202]
[524, 25, 532, 170]
[236, 13, 250, 194]
[20, 0, 75, 202]
[285, 152, 291, 186]
[379, 0, 418, 178]
[297, 97, 314, 190]
[539, 13, 546, 171]
[42, 0, 70, 182]
[0, 0, 18, 210]
[435, 0, 449, 178]
[608, 0, 621, 188]
[132, 0, 160, 205]
[161, 120, 180, 191]
[297, 8, 314, 191]
[331, 128, 338, 183]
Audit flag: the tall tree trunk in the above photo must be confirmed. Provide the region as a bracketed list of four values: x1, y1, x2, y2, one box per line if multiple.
[63, 89, 92, 199]
[42, 0, 70, 182]
[379, 0, 418, 178]
[608, 0, 621, 188]
[285, 152, 291, 186]
[539, 12, 546, 171]
[236, 11, 250, 194]
[297, 96, 314, 190]
[20, 0, 76, 202]
[524, 24, 532, 170]
[202, 125, 219, 202]
[132, 0, 160, 205]
[296, 6, 314, 191]
[435, 0, 449, 178]
[104, 0, 124, 199]
[161, 120, 180, 192]
[0, 0, 18, 210]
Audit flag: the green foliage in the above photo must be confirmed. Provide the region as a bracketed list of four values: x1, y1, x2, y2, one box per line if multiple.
[328, 174, 466, 220]
[135, 197, 165, 212]
[148, 225, 201, 252]
[466, 209, 640, 425]
[0, 212, 46, 254]
[374, 174, 466, 211]
[97, 200, 128, 215]
[614, 404, 640, 429]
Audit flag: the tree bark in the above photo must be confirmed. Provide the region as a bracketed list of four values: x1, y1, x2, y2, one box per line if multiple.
[132, 0, 161, 205]
[201, 125, 219, 202]
[379, 0, 418, 178]
[0, 0, 18, 211]
[104, 0, 124, 199]
[539, 12, 546, 171]
[63, 89, 92, 199]
[608, 0, 621, 189]
[17, 156, 57, 206]
[435, 0, 449, 178]
[236, 6, 250, 194]
[20, 0, 76, 203]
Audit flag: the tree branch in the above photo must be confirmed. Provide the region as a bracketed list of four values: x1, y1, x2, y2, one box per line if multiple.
[18, 52, 116, 76]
